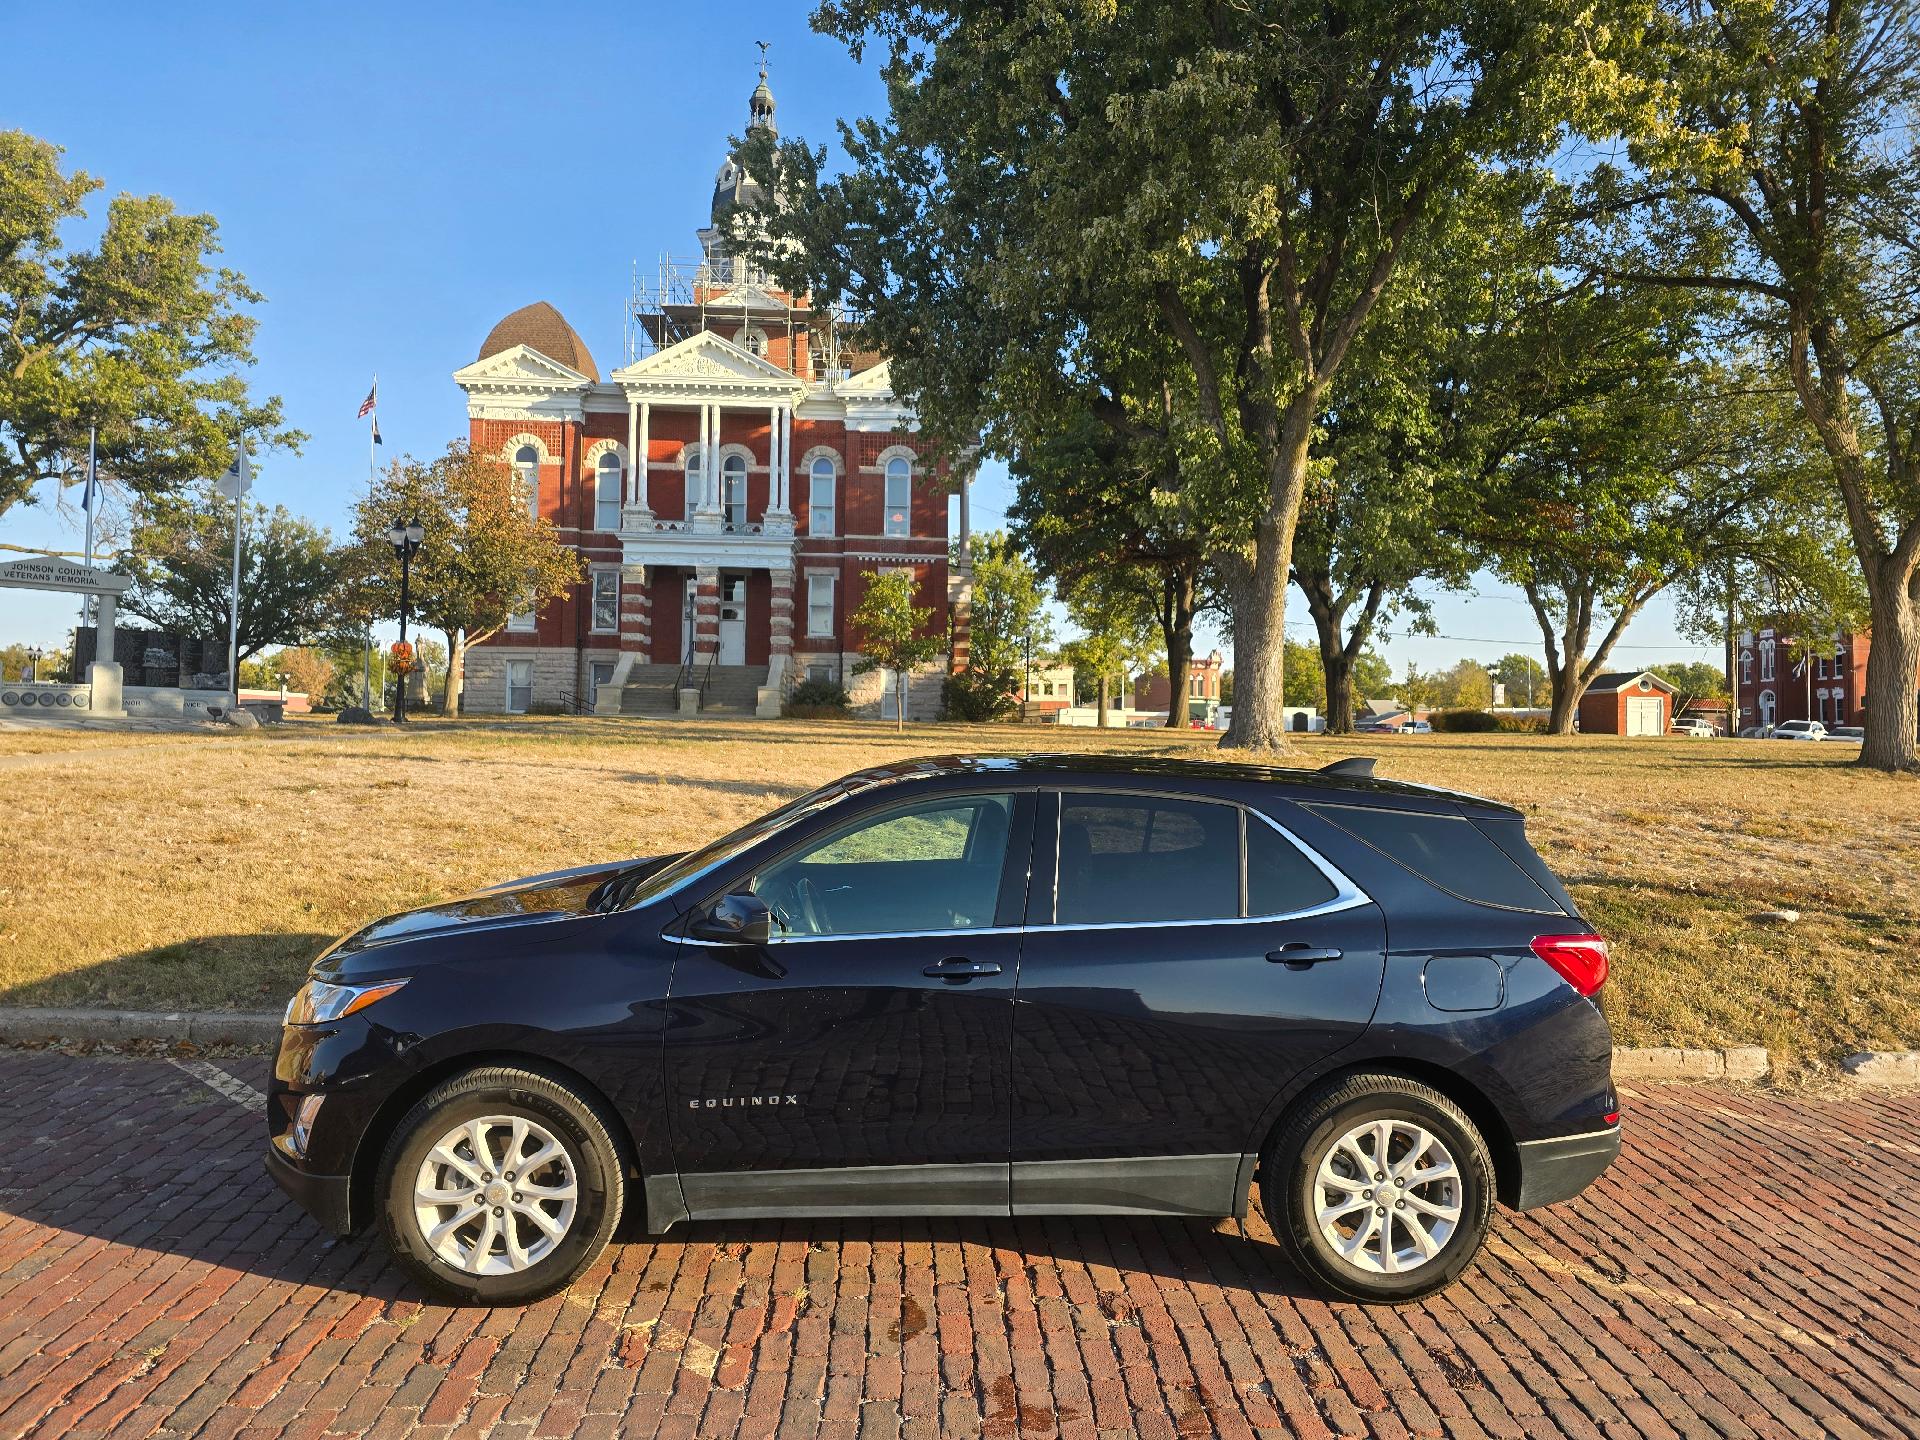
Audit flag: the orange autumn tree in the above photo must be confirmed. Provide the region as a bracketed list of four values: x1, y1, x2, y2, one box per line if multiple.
[345, 442, 581, 714]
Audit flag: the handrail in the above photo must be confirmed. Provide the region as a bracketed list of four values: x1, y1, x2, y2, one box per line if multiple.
[697, 648, 720, 701]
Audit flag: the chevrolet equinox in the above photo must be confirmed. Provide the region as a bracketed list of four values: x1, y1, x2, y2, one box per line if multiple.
[268, 754, 1619, 1305]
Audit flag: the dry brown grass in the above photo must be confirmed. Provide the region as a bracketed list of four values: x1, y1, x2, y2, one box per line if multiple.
[4, 717, 1916, 1065]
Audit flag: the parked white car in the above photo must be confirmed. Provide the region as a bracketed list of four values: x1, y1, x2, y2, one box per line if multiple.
[1670, 718, 1716, 737]
[1770, 719, 1828, 741]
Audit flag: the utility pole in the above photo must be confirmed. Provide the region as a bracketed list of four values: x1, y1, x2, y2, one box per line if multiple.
[1725, 562, 1740, 736]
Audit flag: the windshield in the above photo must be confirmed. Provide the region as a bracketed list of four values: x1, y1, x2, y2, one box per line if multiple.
[614, 772, 882, 911]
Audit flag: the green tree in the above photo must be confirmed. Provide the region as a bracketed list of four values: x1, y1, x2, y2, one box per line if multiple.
[959, 531, 1052, 716]
[343, 442, 583, 715]
[1648, 661, 1728, 706]
[1492, 653, 1548, 707]
[1593, 0, 1920, 769]
[849, 568, 943, 730]
[0, 132, 299, 518]
[1351, 649, 1396, 702]
[1, 641, 71, 683]
[1282, 639, 1327, 710]
[734, 1, 1590, 750]
[1059, 573, 1161, 728]
[117, 487, 341, 667]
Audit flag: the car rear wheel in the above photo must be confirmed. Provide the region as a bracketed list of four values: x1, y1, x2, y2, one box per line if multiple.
[377, 1066, 624, 1305]
[1264, 1073, 1494, 1303]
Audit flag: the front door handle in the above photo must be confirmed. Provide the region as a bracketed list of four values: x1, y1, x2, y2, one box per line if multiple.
[923, 957, 1002, 979]
[1267, 943, 1343, 967]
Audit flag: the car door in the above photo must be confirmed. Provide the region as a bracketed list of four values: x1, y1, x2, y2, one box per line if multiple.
[662, 788, 1033, 1218]
[1009, 788, 1387, 1216]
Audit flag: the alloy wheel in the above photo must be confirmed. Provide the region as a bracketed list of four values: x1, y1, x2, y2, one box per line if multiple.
[412, 1114, 578, 1275]
[1312, 1118, 1463, 1275]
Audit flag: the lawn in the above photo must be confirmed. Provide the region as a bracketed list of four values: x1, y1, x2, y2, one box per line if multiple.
[3, 715, 1916, 1068]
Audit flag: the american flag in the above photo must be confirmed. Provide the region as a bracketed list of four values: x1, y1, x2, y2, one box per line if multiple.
[357, 379, 377, 419]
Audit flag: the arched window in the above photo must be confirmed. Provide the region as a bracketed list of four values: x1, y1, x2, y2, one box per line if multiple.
[1740, 650, 1752, 685]
[515, 445, 541, 520]
[595, 452, 623, 531]
[884, 456, 911, 536]
[1759, 637, 1776, 681]
[723, 454, 748, 530]
[683, 447, 704, 520]
[1758, 690, 1776, 725]
[809, 457, 836, 536]
[737, 326, 766, 357]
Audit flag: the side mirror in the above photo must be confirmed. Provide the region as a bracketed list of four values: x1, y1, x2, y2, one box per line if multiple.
[689, 891, 773, 946]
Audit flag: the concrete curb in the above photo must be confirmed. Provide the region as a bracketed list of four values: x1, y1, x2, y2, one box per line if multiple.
[1840, 1051, 1920, 1086]
[0, 1007, 280, 1047]
[1611, 1045, 1772, 1083]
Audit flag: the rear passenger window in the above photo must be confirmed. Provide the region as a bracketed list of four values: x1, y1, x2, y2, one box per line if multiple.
[1057, 796, 1239, 924]
[1305, 804, 1558, 912]
[1246, 814, 1340, 915]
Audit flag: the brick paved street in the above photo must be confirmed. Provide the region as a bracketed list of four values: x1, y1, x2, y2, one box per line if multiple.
[0, 1050, 1914, 1440]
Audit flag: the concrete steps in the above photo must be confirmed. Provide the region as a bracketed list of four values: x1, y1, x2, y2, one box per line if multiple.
[699, 665, 769, 716]
[617, 664, 684, 716]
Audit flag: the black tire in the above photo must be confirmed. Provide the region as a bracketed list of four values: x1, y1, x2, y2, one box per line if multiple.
[1263, 1073, 1494, 1304]
[377, 1065, 625, 1305]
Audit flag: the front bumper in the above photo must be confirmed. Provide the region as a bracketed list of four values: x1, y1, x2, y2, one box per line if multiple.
[265, 1143, 355, 1235]
[1513, 1125, 1621, 1210]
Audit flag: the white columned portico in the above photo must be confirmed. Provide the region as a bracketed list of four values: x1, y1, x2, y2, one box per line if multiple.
[767, 403, 782, 515]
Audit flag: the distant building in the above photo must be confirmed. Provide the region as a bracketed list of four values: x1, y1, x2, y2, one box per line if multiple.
[1734, 622, 1867, 730]
[1135, 649, 1224, 719]
[1018, 660, 1075, 717]
[450, 62, 965, 720]
[1577, 671, 1675, 736]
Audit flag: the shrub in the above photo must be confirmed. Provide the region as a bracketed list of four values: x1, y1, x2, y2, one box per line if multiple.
[941, 670, 1017, 722]
[784, 677, 850, 719]
[1495, 714, 1548, 734]
[1430, 708, 1500, 733]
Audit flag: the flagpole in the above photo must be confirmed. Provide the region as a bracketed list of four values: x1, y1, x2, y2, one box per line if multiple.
[79, 424, 97, 630]
[228, 468, 245, 714]
[363, 374, 378, 709]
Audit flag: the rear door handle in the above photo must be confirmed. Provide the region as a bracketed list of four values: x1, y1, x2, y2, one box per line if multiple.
[1267, 944, 1343, 967]
[923, 957, 1002, 979]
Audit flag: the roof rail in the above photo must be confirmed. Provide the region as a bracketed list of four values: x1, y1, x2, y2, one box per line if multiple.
[1320, 757, 1376, 780]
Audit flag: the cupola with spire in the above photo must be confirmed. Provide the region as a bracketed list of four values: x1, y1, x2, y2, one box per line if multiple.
[711, 53, 778, 227]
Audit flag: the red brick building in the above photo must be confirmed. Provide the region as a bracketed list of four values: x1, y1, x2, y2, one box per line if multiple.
[1134, 649, 1224, 719]
[452, 65, 966, 718]
[1734, 622, 1866, 730]
[1576, 671, 1674, 736]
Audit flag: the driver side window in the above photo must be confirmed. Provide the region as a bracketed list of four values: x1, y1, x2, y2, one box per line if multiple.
[750, 793, 1016, 938]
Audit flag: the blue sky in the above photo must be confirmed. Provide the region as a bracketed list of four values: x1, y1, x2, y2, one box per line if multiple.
[2, 1, 1719, 679]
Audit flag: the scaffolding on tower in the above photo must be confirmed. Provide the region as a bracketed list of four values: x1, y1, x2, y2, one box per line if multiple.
[624, 238, 873, 381]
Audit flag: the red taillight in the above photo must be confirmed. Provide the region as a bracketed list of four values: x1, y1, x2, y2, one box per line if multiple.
[1530, 933, 1609, 997]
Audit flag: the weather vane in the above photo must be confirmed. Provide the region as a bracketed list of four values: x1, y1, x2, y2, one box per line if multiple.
[756, 39, 770, 75]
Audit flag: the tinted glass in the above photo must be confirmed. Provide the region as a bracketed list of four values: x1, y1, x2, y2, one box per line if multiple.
[1246, 814, 1340, 915]
[1473, 819, 1576, 917]
[1306, 804, 1557, 912]
[1056, 796, 1238, 924]
[752, 794, 1014, 937]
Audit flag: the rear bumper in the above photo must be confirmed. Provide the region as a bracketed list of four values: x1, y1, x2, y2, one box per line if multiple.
[1513, 1125, 1620, 1210]
[265, 1144, 355, 1235]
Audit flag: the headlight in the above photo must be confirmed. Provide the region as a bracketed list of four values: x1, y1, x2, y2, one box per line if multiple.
[284, 977, 409, 1026]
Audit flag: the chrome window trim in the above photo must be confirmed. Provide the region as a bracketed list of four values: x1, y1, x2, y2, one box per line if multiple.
[671, 801, 1371, 944]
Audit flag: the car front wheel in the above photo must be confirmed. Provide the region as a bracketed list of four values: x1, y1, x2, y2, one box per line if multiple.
[1265, 1073, 1494, 1303]
[377, 1065, 624, 1305]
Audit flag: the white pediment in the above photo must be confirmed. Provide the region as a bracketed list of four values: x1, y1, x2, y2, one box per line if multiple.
[612, 330, 801, 391]
[835, 360, 894, 398]
[701, 281, 790, 313]
[451, 344, 594, 391]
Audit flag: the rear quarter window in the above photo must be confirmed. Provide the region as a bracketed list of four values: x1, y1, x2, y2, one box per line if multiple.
[1304, 803, 1565, 913]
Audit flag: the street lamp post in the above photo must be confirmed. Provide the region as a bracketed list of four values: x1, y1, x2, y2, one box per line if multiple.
[26, 647, 43, 683]
[385, 518, 426, 724]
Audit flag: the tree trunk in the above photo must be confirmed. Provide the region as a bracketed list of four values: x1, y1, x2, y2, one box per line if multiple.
[1221, 398, 1316, 751]
[1160, 571, 1196, 729]
[1325, 657, 1355, 737]
[1859, 580, 1920, 771]
[440, 629, 466, 717]
[896, 670, 906, 732]
[1546, 676, 1579, 735]
[1097, 673, 1110, 729]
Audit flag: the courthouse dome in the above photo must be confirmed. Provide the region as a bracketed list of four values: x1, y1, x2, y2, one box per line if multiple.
[476, 301, 598, 381]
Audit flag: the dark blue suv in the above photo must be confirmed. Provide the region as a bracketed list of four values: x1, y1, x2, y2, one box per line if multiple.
[267, 754, 1619, 1305]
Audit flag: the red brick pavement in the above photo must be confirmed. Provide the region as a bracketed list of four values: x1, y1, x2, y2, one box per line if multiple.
[0, 1049, 1915, 1439]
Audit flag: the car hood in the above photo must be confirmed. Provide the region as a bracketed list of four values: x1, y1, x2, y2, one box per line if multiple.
[326, 853, 684, 957]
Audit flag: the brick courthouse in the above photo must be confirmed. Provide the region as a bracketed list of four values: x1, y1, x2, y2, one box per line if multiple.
[452, 65, 968, 718]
